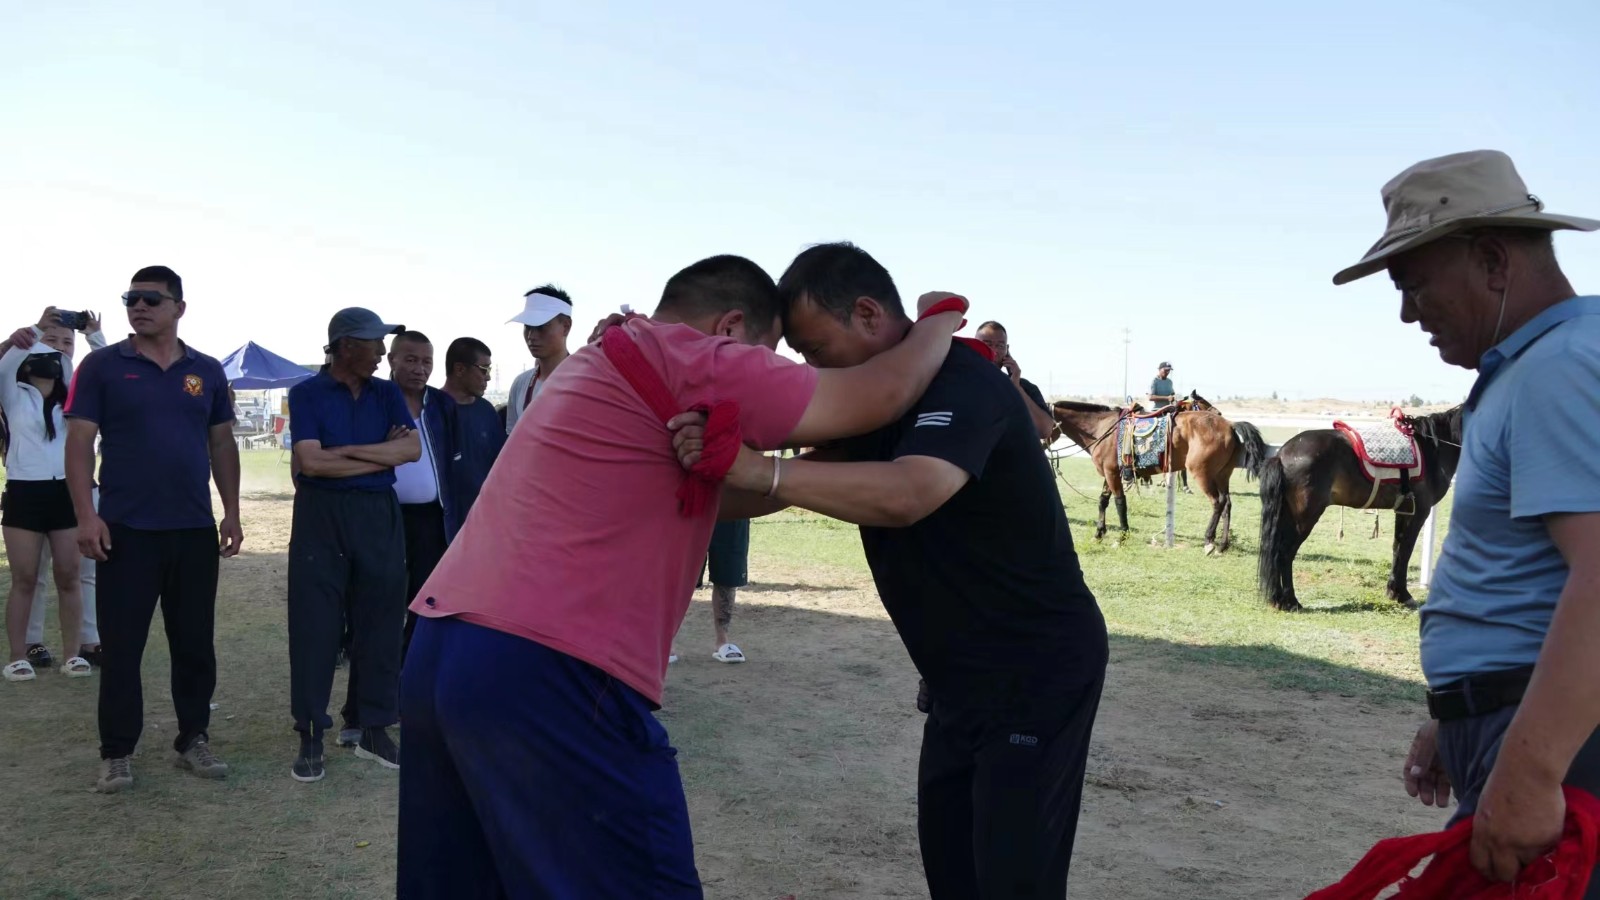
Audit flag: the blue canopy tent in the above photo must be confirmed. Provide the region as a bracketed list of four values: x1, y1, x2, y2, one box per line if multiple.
[220, 342, 314, 453]
[220, 341, 315, 390]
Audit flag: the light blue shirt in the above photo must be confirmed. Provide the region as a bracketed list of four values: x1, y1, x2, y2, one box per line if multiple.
[1420, 296, 1600, 688]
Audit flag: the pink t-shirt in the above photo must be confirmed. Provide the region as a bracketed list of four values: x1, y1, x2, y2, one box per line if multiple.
[410, 318, 819, 706]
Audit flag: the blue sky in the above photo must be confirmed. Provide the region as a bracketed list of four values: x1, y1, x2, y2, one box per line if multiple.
[4, 0, 1597, 402]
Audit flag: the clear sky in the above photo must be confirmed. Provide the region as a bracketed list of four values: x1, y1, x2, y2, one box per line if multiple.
[4, 0, 1597, 402]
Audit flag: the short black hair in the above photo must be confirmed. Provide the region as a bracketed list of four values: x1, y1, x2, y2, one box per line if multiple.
[131, 265, 183, 301]
[524, 284, 572, 305]
[976, 321, 1006, 335]
[776, 242, 903, 325]
[391, 330, 431, 348]
[446, 337, 492, 374]
[656, 255, 781, 337]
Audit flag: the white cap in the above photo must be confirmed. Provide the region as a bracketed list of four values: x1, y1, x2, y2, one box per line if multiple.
[508, 292, 573, 327]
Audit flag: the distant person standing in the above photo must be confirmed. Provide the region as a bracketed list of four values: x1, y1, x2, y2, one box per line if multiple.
[3, 308, 91, 682]
[287, 308, 418, 782]
[439, 337, 505, 523]
[686, 519, 751, 664]
[337, 330, 440, 748]
[7, 310, 108, 674]
[1148, 362, 1176, 409]
[64, 266, 242, 793]
[974, 321, 1057, 441]
[503, 286, 573, 436]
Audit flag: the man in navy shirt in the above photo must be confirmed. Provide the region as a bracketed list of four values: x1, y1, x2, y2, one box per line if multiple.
[438, 336, 505, 533]
[681, 243, 1108, 898]
[287, 308, 419, 782]
[64, 265, 241, 794]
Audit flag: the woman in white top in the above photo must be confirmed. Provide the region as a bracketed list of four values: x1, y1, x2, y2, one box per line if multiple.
[2, 308, 90, 681]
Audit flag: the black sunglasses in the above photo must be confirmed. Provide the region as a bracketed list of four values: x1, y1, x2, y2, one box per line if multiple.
[121, 290, 175, 308]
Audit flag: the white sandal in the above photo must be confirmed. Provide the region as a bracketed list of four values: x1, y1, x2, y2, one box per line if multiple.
[61, 656, 93, 678]
[4, 660, 37, 682]
[712, 643, 746, 664]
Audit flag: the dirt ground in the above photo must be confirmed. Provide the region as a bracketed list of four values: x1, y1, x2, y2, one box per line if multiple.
[0, 494, 1444, 899]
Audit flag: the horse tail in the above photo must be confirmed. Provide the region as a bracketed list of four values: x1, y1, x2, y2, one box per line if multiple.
[1257, 455, 1296, 606]
[1232, 421, 1268, 481]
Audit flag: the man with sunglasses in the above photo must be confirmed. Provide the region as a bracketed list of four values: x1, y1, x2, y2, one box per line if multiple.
[286, 308, 419, 782]
[63, 265, 242, 793]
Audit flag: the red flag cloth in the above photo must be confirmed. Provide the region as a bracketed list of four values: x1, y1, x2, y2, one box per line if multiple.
[600, 324, 741, 518]
[1305, 786, 1600, 900]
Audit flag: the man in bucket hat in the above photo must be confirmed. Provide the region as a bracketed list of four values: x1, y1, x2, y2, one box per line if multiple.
[285, 307, 420, 782]
[1334, 150, 1600, 890]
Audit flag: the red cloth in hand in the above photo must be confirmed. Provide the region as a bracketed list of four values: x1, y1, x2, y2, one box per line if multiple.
[1305, 786, 1600, 899]
[601, 324, 740, 517]
[914, 295, 995, 362]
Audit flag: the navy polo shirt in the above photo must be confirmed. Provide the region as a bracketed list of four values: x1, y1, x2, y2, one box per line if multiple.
[289, 371, 415, 492]
[64, 339, 235, 531]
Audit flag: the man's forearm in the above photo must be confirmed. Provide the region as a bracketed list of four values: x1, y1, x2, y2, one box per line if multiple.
[337, 434, 421, 467]
[1494, 567, 1600, 786]
[210, 437, 242, 517]
[718, 485, 791, 522]
[65, 431, 98, 519]
[730, 457, 919, 528]
[298, 447, 389, 478]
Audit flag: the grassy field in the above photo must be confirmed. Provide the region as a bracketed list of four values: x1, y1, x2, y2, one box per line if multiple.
[0, 447, 1445, 898]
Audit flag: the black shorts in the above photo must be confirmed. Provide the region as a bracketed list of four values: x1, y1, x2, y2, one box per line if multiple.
[1, 479, 77, 533]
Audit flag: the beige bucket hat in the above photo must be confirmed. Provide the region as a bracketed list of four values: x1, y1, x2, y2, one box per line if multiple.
[1332, 150, 1600, 285]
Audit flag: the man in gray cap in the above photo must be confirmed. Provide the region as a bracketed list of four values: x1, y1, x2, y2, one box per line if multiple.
[1335, 150, 1600, 889]
[1147, 362, 1175, 410]
[285, 307, 421, 783]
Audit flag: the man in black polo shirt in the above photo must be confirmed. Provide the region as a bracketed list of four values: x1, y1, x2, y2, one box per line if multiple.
[974, 320, 1056, 442]
[685, 242, 1108, 898]
[64, 265, 242, 794]
[287, 308, 419, 782]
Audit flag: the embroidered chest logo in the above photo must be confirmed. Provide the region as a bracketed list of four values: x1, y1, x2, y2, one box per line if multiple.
[915, 411, 953, 428]
[183, 374, 204, 397]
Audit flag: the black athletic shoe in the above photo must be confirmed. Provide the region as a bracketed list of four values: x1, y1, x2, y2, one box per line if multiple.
[291, 736, 325, 783]
[355, 727, 399, 770]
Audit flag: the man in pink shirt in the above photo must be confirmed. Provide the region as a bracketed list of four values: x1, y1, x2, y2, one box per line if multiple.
[396, 254, 965, 898]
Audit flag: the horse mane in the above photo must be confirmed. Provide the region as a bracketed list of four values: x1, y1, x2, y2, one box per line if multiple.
[1405, 405, 1464, 484]
[1053, 400, 1117, 414]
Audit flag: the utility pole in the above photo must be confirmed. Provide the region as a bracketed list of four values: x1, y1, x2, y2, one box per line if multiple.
[1121, 327, 1131, 403]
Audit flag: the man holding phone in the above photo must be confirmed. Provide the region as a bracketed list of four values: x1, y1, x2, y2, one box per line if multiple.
[285, 308, 419, 783]
[64, 266, 242, 794]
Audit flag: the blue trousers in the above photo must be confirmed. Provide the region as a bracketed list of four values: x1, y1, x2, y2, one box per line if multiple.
[397, 616, 703, 899]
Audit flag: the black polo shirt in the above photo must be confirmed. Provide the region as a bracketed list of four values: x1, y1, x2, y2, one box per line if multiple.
[288, 371, 415, 492]
[1018, 377, 1049, 414]
[63, 340, 234, 531]
[840, 343, 1106, 705]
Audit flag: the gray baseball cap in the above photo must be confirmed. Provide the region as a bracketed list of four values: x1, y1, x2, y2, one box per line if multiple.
[327, 307, 404, 344]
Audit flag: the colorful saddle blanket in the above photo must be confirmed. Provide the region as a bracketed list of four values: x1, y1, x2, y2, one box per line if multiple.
[1334, 409, 1421, 485]
[1118, 413, 1171, 470]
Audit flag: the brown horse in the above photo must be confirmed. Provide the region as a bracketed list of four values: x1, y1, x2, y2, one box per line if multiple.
[1256, 407, 1463, 612]
[1051, 402, 1267, 553]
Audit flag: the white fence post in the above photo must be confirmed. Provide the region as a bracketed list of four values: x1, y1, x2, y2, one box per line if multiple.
[1165, 473, 1176, 549]
[1418, 506, 1438, 588]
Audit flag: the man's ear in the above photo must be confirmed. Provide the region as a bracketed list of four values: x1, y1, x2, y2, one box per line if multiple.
[853, 296, 884, 335]
[1473, 234, 1514, 292]
[713, 309, 745, 339]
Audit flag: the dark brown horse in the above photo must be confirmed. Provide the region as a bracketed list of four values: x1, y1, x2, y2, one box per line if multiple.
[1051, 402, 1267, 554]
[1256, 407, 1463, 611]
